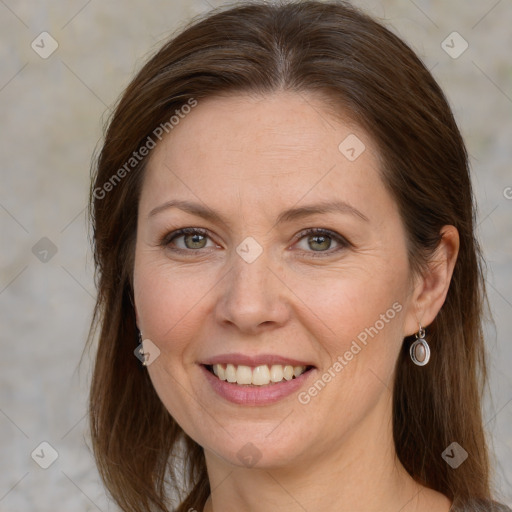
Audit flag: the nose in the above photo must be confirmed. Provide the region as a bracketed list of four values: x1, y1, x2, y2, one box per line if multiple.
[214, 246, 291, 334]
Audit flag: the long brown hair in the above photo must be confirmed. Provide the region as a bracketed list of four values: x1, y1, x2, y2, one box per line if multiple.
[87, 1, 493, 510]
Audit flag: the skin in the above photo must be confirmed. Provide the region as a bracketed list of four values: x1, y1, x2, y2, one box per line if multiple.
[133, 91, 459, 512]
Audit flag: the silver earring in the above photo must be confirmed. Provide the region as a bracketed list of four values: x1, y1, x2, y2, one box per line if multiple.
[409, 324, 430, 366]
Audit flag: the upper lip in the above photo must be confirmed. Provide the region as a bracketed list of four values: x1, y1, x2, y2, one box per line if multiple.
[200, 353, 315, 368]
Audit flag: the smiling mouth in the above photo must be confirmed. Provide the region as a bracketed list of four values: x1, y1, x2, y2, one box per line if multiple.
[204, 363, 315, 386]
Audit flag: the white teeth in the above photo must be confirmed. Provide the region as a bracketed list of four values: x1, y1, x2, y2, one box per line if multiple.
[293, 366, 304, 377]
[236, 365, 252, 385]
[211, 363, 308, 386]
[269, 364, 284, 382]
[216, 364, 226, 381]
[252, 365, 270, 385]
[225, 363, 237, 383]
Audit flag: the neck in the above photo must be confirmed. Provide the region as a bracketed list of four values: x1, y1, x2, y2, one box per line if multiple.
[202, 394, 451, 512]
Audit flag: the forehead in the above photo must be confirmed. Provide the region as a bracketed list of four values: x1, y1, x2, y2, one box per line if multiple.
[140, 91, 387, 220]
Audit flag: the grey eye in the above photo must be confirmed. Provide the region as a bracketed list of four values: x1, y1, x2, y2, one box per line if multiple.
[181, 233, 208, 249]
[306, 234, 332, 251]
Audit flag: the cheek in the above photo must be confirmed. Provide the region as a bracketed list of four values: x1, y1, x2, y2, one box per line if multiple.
[291, 274, 407, 433]
[133, 256, 213, 344]
[133, 259, 212, 434]
[291, 263, 407, 352]
[288, 272, 408, 431]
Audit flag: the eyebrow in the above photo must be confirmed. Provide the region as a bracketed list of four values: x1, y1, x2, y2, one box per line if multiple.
[148, 199, 369, 224]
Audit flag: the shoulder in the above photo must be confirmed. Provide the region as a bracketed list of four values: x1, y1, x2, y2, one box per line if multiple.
[450, 498, 512, 512]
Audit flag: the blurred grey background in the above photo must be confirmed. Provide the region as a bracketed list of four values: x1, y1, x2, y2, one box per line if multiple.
[0, 0, 511, 510]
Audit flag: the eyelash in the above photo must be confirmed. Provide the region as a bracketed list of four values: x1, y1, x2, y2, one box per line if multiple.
[160, 227, 351, 258]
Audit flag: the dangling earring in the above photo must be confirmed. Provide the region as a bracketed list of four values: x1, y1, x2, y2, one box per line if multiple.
[409, 324, 430, 366]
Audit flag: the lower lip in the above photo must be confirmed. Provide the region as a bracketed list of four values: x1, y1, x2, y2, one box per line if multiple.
[200, 365, 315, 406]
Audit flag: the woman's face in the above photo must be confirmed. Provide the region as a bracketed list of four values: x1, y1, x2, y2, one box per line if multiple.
[133, 91, 420, 469]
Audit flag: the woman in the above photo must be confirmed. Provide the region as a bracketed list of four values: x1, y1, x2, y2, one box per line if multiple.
[87, 1, 511, 511]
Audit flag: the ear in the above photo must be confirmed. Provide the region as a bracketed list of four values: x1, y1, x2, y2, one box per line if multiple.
[404, 225, 460, 336]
